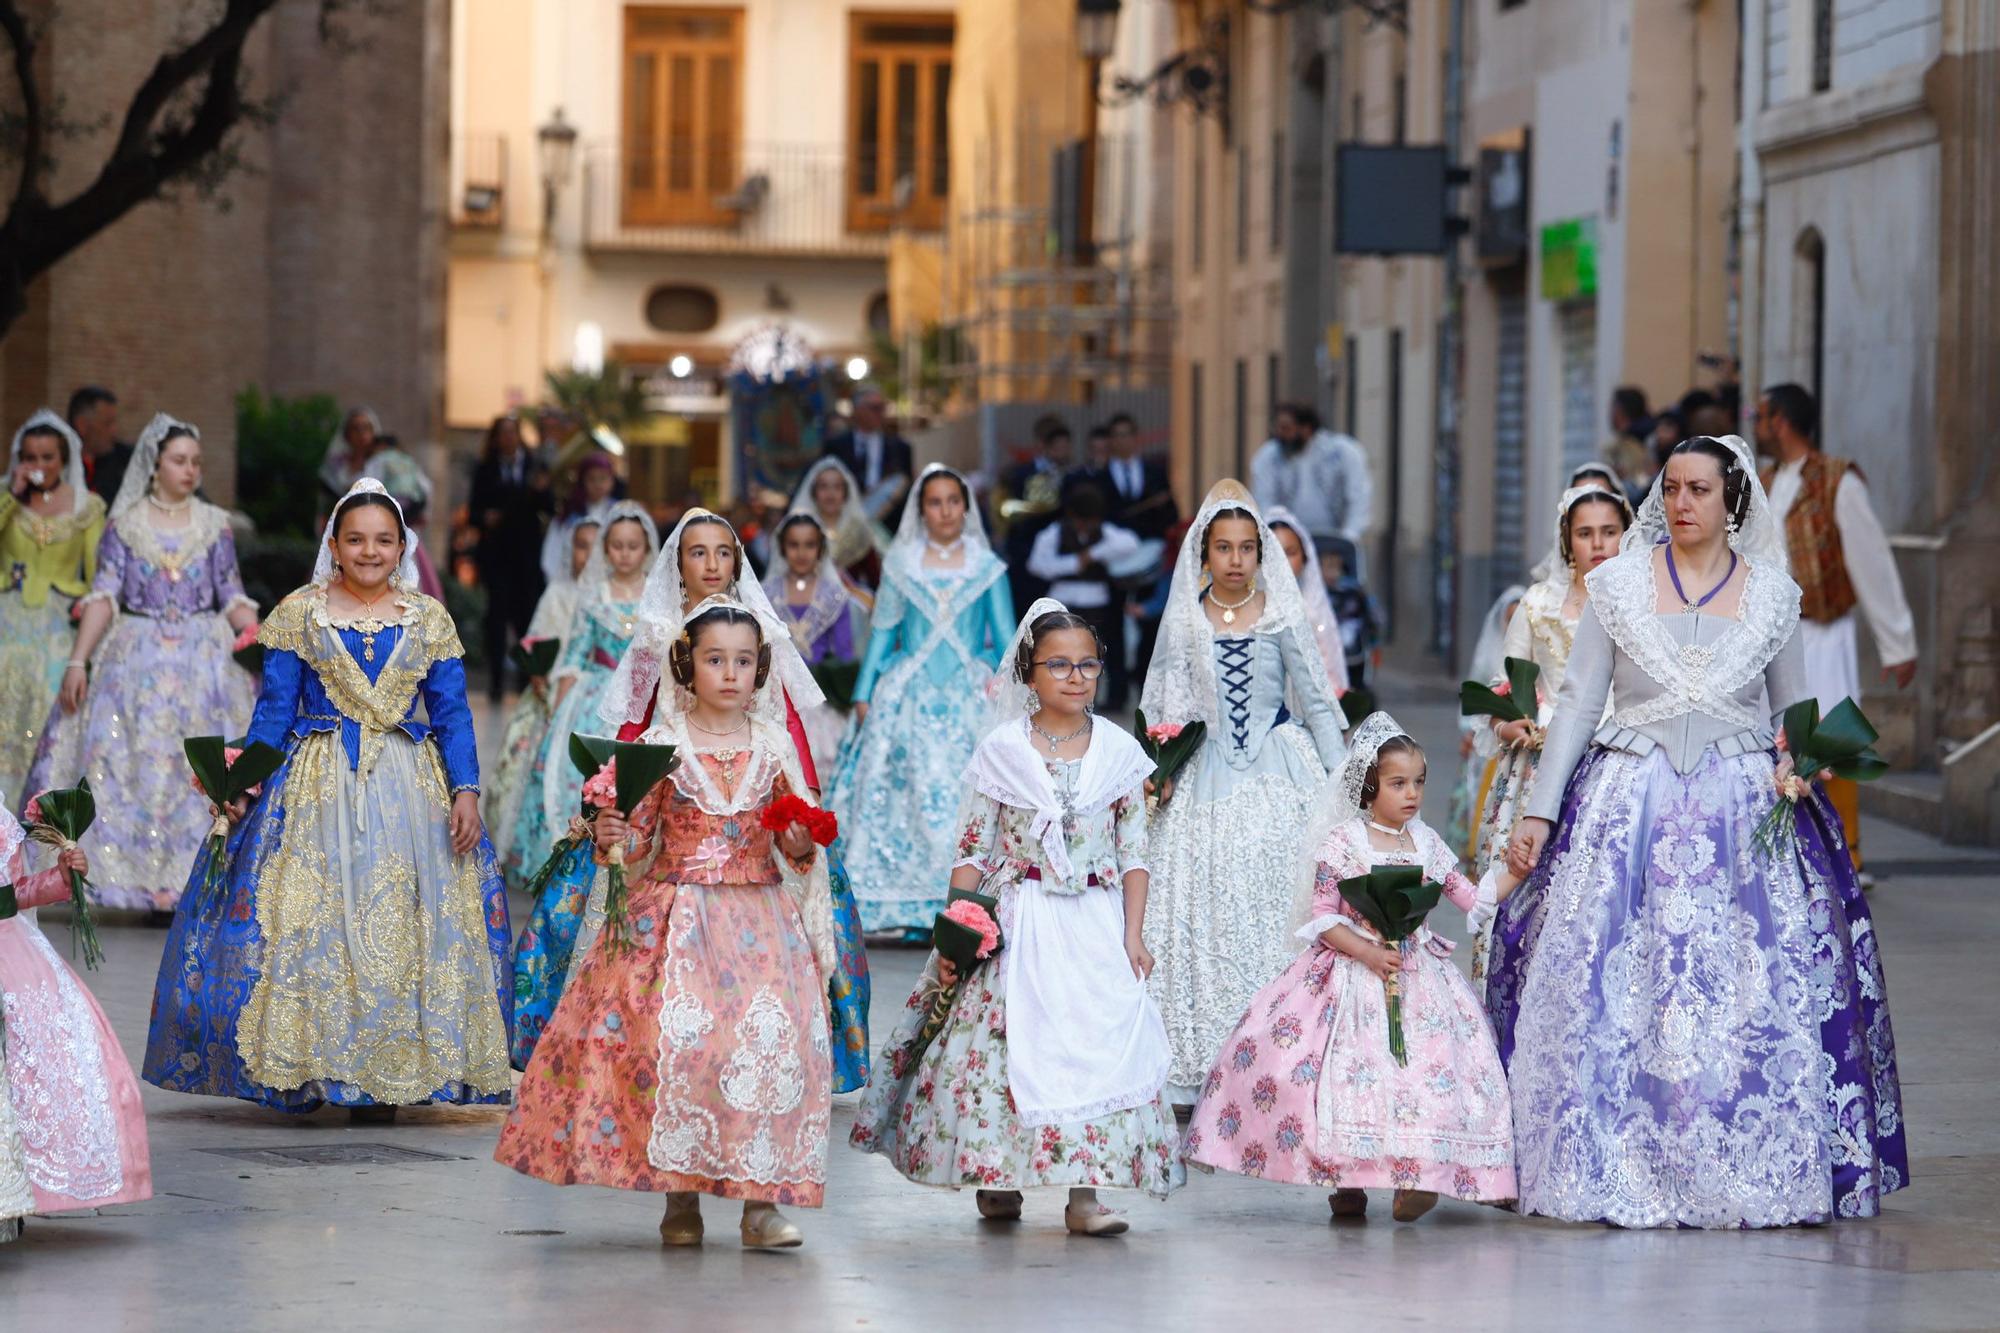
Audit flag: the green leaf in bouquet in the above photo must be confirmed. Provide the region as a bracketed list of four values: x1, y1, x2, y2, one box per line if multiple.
[0, 883, 16, 920]
[1786, 697, 1889, 782]
[1503, 656, 1542, 713]
[232, 641, 264, 675]
[568, 732, 618, 781]
[510, 637, 562, 678]
[612, 740, 680, 815]
[935, 888, 1002, 967]
[32, 777, 96, 840]
[809, 658, 862, 710]
[188, 737, 288, 806]
[1336, 865, 1443, 943]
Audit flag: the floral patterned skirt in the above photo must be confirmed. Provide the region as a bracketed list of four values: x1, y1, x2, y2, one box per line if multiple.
[0, 592, 71, 812]
[1182, 940, 1515, 1200]
[495, 875, 832, 1205]
[851, 951, 1185, 1198]
[27, 611, 256, 909]
[1503, 745, 1906, 1227]
[485, 687, 554, 886]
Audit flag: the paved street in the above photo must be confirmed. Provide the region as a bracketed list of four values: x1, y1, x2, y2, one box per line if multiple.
[5, 682, 1998, 1331]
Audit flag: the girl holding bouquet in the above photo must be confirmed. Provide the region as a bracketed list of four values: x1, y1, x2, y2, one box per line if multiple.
[502, 502, 657, 884]
[143, 478, 512, 1116]
[852, 602, 1183, 1234]
[0, 805, 153, 1235]
[487, 514, 601, 865]
[1182, 713, 1516, 1222]
[592, 509, 870, 1091]
[761, 512, 872, 773]
[27, 414, 259, 914]
[0, 411, 104, 810]
[828, 465, 1014, 934]
[495, 599, 837, 1250]
[1503, 436, 1905, 1227]
[1140, 481, 1346, 1103]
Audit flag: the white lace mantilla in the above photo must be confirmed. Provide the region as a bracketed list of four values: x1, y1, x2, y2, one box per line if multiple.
[1588, 548, 1799, 734]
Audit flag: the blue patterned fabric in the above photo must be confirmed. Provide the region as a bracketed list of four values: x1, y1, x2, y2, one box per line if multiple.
[1498, 743, 1906, 1227]
[143, 601, 512, 1112]
[825, 846, 871, 1091]
[828, 554, 1013, 933]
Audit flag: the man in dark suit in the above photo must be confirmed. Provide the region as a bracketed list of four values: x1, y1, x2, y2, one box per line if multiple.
[469, 414, 553, 700]
[822, 384, 913, 526]
[1066, 413, 1179, 697]
[68, 385, 134, 502]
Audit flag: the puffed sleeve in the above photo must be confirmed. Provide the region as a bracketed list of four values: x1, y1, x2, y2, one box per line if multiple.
[1498, 595, 1532, 673]
[1294, 823, 1364, 941]
[1523, 607, 1614, 823]
[1278, 623, 1347, 770]
[948, 789, 1002, 877]
[210, 523, 256, 616]
[1111, 787, 1149, 880]
[246, 647, 305, 749]
[420, 654, 481, 793]
[82, 521, 128, 608]
[851, 575, 905, 705]
[1421, 828, 1480, 911]
[1763, 620, 1810, 722]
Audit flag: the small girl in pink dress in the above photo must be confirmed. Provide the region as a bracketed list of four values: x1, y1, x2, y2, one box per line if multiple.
[494, 598, 836, 1250]
[0, 807, 152, 1239]
[1182, 711, 1517, 1222]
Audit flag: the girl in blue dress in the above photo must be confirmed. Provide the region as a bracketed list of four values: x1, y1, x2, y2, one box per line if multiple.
[144, 479, 512, 1117]
[827, 465, 1015, 935]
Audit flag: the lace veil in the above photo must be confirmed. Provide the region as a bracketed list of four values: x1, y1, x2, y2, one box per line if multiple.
[1289, 709, 1411, 930]
[111, 412, 203, 522]
[6, 410, 89, 515]
[1264, 504, 1351, 692]
[312, 477, 422, 589]
[601, 507, 825, 731]
[981, 595, 1067, 733]
[1623, 434, 1785, 571]
[1528, 468, 1628, 583]
[1138, 479, 1333, 731]
[572, 499, 660, 604]
[788, 455, 884, 571]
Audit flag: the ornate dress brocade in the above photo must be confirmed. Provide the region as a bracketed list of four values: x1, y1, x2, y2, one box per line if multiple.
[496, 749, 832, 1204]
[142, 587, 513, 1110]
[27, 509, 258, 909]
[0, 493, 103, 808]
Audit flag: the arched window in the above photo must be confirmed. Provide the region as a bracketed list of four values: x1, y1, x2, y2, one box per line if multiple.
[1794, 227, 1826, 406]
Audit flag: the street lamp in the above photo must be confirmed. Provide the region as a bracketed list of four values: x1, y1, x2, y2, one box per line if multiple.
[536, 106, 578, 233]
[1074, 1, 1121, 264]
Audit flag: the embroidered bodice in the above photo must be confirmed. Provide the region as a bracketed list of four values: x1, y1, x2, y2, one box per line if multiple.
[553, 598, 640, 680]
[249, 586, 480, 792]
[1205, 621, 1345, 772]
[0, 492, 104, 606]
[629, 748, 800, 889]
[1526, 548, 1809, 820]
[952, 756, 1148, 898]
[778, 594, 856, 665]
[852, 551, 1012, 703]
[87, 506, 252, 623]
[1501, 577, 1581, 706]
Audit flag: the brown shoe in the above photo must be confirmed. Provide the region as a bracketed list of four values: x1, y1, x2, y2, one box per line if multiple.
[976, 1189, 1024, 1221]
[1392, 1189, 1438, 1222]
[659, 1192, 703, 1246]
[1329, 1188, 1368, 1218]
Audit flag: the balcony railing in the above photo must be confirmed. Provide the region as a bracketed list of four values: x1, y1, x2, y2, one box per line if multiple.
[580, 141, 913, 258]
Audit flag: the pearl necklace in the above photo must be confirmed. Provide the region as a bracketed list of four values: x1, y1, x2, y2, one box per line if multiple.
[1366, 817, 1414, 849]
[1211, 585, 1257, 626]
[147, 492, 194, 515]
[925, 535, 966, 560]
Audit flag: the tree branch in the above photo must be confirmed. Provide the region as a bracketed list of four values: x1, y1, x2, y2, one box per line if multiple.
[0, 0, 44, 225]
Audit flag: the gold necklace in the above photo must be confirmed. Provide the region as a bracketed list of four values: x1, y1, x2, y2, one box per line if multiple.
[341, 583, 394, 662]
[1212, 585, 1257, 626]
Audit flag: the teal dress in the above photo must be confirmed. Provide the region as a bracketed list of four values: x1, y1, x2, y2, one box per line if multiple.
[826, 548, 1014, 933]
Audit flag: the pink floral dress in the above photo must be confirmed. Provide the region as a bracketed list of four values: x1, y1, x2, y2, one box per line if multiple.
[1182, 817, 1515, 1201]
[494, 747, 831, 1206]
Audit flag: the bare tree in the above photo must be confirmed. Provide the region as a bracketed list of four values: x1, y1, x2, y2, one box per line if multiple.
[0, 0, 372, 341]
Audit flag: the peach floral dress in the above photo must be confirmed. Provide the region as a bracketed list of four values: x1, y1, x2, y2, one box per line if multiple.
[494, 742, 832, 1205]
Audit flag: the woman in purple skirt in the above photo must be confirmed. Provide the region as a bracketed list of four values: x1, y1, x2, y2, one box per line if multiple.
[1501, 435, 1905, 1229]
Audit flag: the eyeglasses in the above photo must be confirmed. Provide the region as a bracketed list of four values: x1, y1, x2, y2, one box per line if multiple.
[1034, 657, 1104, 681]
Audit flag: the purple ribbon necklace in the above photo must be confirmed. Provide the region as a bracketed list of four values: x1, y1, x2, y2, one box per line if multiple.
[1665, 542, 1737, 614]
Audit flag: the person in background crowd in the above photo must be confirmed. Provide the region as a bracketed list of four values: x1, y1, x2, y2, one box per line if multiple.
[1755, 383, 1917, 882]
[1321, 535, 1382, 689]
[1027, 483, 1141, 711]
[539, 449, 619, 584]
[68, 385, 133, 503]
[791, 455, 885, 593]
[1001, 416, 1075, 612]
[470, 414, 553, 702]
[1609, 385, 1653, 445]
[1250, 403, 1371, 559]
[1075, 414, 1178, 694]
[822, 385, 913, 527]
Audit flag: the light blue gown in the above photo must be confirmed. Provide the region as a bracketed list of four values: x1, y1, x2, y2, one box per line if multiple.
[827, 549, 1013, 932]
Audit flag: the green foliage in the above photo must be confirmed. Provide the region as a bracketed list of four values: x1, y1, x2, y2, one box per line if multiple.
[234, 386, 339, 539]
[234, 533, 319, 615]
[440, 576, 489, 670]
[543, 362, 647, 430]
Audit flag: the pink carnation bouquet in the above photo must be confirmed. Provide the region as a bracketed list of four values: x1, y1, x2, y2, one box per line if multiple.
[904, 889, 1006, 1064]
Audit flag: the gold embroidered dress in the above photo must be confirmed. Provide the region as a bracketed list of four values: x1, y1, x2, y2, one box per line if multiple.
[0, 490, 103, 805]
[143, 586, 514, 1110]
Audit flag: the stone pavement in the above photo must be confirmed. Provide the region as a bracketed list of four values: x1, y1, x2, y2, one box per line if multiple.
[5, 685, 1998, 1331]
